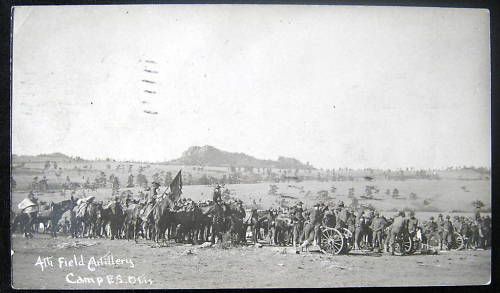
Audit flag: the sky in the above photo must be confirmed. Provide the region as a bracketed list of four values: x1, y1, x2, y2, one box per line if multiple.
[12, 5, 491, 169]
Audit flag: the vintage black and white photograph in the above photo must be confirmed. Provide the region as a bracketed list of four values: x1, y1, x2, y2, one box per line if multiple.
[11, 4, 491, 289]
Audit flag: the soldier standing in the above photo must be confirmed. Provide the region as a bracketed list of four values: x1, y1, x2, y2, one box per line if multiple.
[354, 209, 365, 250]
[423, 216, 438, 246]
[334, 201, 348, 229]
[436, 214, 445, 250]
[310, 203, 323, 246]
[460, 217, 471, 249]
[442, 215, 454, 250]
[322, 205, 336, 228]
[407, 211, 419, 237]
[370, 211, 387, 253]
[291, 202, 305, 247]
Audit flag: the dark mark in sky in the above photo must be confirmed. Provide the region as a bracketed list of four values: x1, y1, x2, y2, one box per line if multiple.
[144, 110, 158, 115]
[144, 69, 158, 74]
[144, 90, 156, 94]
[142, 80, 156, 84]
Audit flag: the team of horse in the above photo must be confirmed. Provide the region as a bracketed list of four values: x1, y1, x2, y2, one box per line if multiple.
[11, 195, 297, 246]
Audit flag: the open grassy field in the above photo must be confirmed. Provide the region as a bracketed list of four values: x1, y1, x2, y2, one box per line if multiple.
[11, 155, 490, 216]
[12, 178, 490, 217]
[10, 159, 491, 289]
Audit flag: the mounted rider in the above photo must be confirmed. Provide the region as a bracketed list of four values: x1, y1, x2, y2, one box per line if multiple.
[149, 181, 161, 205]
[27, 189, 38, 201]
[213, 184, 223, 204]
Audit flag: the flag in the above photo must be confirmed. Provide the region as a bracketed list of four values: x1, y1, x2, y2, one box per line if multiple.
[168, 170, 182, 202]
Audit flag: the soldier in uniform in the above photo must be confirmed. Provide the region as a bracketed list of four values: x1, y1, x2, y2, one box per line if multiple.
[322, 204, 336, 228]
[146, 182, 160, 208]
[459, 217, 471, 249]
[470, 218, 481, 249]
[291, 202, 305, 248]
[334, 201, 348, 229]
[354, 208, 365, 250]
[436, 214, 445, 250]
[213, 184, 223, 204]
[27, 190, 38, 204]
[407, 211, 419, 237]
[423, 216, 438, 246]
[442, 215, 454, 250]
[370, 211, 387, 253]
[297, 203, 322, 252]
[483, 215, 491, 249]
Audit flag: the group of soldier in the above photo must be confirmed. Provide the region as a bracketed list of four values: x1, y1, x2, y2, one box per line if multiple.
[286, 200, 491, 254]
[18, 182, 491, 256]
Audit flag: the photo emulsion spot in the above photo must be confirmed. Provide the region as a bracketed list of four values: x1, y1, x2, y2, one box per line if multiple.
[10, 5, 491, 289]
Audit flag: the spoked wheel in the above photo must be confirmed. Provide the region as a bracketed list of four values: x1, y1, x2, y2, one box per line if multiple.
[451, 232, 464, 250]
[339, 228, 353, 253]
[320, 227, 344, 255]
[402, 234, 414, 254]
[393, 234, 413, 256]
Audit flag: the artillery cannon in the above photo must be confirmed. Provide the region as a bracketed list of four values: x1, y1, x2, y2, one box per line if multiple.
[319, 226, 353, 255]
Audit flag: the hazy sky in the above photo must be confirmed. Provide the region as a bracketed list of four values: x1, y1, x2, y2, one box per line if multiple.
[12, 5, 490, 169]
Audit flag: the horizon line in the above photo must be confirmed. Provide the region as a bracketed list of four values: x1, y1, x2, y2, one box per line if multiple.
[11, 151, 491, 171]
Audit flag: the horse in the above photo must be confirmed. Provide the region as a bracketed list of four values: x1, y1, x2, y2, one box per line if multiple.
[152, 196, 176, 243]
[197, 203, 215, 243]
[16, 205, 39, 238]
[47, 200, 75, 237]
[75, 201, 101, 238]
[124, 203, 144, 242]
[208, 202, 228, 244]
[172, 205, 200, 244]
[225, 202, 246, 245]
[101, 201, 125, 240]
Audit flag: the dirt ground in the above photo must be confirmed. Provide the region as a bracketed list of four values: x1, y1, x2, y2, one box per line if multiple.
[11, 234, 490, 289]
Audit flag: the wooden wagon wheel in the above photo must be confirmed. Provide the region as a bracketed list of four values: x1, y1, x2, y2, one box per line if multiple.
[320, 227, 344, 255]
[392, 233, 413, 256]
[402, 234, 414, 254]
[451, 232, 465, 250]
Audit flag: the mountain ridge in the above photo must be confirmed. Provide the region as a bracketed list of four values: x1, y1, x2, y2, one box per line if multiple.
[166, 145, 313, 169]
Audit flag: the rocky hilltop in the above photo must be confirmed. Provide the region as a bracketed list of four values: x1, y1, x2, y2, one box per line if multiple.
[167, 145, 313, 169]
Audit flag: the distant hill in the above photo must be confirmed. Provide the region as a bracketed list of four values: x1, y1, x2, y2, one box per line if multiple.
[166, 145, 313, 169]
[13, 152, 77, 163]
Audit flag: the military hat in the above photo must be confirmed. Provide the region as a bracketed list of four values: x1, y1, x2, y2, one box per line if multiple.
[446, 215, 450, 219]
[409, 210, 415, 217]
[338, 201, 345, 207]
[430, 216, 435, 220]
[438, 213, 443, 217]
